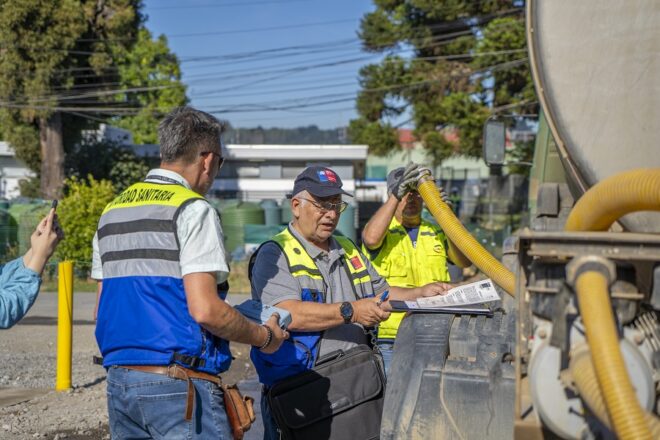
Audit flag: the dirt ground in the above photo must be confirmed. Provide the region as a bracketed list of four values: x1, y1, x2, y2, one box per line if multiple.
[0, 292, 256, 440]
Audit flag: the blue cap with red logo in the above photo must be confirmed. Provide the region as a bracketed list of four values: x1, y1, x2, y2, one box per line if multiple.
[291, 166, 353, 198]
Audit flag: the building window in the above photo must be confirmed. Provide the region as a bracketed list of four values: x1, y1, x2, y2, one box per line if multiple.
[281, 162, 306, 179]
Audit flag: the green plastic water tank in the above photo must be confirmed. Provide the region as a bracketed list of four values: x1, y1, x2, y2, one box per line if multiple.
[336, 203, 356, 242]
[220, 201, 264, 255]
[280, 199, 292, 224]
[8, 203, 40, 255]
[18, 204, 50, 255]
[260, 199, 281, 226]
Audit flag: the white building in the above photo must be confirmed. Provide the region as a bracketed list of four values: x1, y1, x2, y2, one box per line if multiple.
[133, 143, 369, 202]
[214, 144, 367, 201]
[1, 127, 369, 202]
[0, 142, 34, 199]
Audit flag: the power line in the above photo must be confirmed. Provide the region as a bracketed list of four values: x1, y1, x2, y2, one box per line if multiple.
[3, 52, 528, 110]
[2, 57, 528, 116]
[149, 0, 313, 11]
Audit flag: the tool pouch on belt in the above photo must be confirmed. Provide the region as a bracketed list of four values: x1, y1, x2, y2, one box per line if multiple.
[223, 383, 256, 440]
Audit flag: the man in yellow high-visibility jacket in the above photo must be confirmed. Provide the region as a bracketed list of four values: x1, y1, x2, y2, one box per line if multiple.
[362, 163, 471, 374]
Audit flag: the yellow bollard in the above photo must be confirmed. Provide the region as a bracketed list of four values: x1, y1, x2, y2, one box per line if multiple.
[56, 261, 74, 391]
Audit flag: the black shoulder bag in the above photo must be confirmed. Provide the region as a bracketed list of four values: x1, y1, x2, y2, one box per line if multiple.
[267, 344, 386, 440]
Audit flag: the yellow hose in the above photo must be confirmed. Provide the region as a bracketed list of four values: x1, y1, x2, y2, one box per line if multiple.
[570, 348, 660, 438]
[574, 271, 652, 439]
[565, 168, 660, 231]
[417, 179, 516, 296]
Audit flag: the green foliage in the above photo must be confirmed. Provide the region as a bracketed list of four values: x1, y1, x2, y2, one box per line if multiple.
[352, 1, 536, 166]
[65, 139, 149, 192]
[111, 28, 188, 144]
[507, 140, 534, 176]
[109, 150, 149, 192]
[0, 1, 185, 196]
[348, 119, 399, 155]
[54, 176, 115, 271]
[0, 0, 140, 175]
[18, 177, 41, 199]
[473, 17, 535, 109]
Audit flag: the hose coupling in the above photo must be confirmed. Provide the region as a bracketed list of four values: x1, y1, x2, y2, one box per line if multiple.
[565, 255, 616, 288]
[417, 170, 435, 187]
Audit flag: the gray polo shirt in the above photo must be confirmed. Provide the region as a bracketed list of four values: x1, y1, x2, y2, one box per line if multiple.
[250, 224, 389, 358]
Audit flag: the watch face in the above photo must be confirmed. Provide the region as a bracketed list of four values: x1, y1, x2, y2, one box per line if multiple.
[340, 302, 353, 322]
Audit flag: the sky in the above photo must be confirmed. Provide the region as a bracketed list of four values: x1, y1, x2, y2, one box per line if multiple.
[142, 0, 380, 129]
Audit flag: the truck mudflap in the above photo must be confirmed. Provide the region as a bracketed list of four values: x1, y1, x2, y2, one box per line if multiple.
[381, 310, 516, 440]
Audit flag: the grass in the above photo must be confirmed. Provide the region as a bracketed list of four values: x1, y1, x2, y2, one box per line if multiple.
[41, 277, 98, 293]
[40, 259, 253, 294]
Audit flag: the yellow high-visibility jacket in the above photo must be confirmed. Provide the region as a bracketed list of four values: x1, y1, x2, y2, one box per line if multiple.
[363, 217, 450, 339]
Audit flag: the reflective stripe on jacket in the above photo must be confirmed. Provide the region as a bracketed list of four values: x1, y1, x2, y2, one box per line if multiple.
[250, 226, 374, 386]
[95, 181, 232, 374]
[363, 217, 450, 339]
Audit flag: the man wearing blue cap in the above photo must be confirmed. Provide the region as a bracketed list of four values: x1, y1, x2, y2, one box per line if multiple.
[249, 165, 452, 439]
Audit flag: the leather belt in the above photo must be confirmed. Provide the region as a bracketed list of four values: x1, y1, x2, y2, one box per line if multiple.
[122, 364, 222, 421]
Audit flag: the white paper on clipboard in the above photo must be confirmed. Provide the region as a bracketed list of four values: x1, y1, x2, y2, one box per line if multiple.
[415, 279, 500, 309]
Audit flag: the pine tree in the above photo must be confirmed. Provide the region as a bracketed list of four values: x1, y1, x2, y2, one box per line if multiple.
[350, 0, 536, 166]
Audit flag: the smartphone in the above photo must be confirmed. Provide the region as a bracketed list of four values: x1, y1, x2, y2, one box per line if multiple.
[235, 299, 292, 330]
[51, 200, 58, 210]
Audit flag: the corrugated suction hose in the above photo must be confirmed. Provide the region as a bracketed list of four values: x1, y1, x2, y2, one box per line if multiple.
[574, 270, 652, 440]
[565, 168, 660, 231]
[417, 178, 515, 296]
[565, 168, 660, 439]
[570, 347, 660, 438]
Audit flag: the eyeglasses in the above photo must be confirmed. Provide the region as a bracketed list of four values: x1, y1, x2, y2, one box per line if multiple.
[298, 197, 348, 214]
[200, 151, 225, 168]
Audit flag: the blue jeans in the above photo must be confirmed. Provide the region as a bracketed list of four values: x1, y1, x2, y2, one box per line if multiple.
[106, 367, 232, 439]
[377, 339, 395, 377]
[261, 389, 281, 440]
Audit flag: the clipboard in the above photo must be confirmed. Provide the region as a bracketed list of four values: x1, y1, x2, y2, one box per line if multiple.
[389, 300, 494, 316]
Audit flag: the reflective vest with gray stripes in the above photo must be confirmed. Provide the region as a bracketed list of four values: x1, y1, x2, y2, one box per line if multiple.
[249, 227, 375, 386]
[94, 180, 232, 374]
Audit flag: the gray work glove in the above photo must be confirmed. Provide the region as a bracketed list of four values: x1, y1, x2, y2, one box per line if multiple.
[438, 186, 453, 207]
[387, 162, 421, 200]
[416, 166, 452, 207]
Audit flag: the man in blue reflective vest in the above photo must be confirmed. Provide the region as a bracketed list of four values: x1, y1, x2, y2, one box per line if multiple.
[93, 107, 288, 439]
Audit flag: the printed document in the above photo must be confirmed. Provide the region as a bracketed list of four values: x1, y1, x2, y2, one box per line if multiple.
[403, 279, 500, 309]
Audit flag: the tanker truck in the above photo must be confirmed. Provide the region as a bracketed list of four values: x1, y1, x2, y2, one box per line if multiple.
[380, 1, 660, 439]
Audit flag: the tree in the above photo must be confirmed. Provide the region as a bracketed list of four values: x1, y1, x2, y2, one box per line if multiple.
[65, 138, 149, 192]
[111, 28, 187, 144]
[0, 1, 186, 197]
[351, 1, 536, 166]
[0, 0, 140, 198]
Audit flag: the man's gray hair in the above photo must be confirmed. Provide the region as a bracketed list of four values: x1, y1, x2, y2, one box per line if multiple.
[292, 190, 310, 206]
[158, 106, 227, 163]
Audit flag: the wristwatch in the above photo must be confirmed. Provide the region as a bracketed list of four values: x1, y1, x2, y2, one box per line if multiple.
[340, 301, 354, 324]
